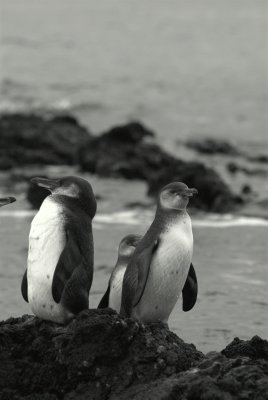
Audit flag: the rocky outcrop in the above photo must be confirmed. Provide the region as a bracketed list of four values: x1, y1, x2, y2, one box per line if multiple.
[147, 161, 243, 213]
[79, 121, 166, 180]
[185, 137, 240, 155]
[79, 122, 242, 213]
[0, 113, 91, 168]
[0, 311, 267, 400]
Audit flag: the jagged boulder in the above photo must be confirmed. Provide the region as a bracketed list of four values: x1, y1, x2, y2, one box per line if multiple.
[0, 113, 91, 168]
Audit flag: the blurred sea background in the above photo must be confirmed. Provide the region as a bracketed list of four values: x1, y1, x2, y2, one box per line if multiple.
[0, 0, 267, 352]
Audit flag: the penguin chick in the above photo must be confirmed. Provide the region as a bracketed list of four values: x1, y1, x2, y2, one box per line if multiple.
[98, 234, 141, 312]
[121, 182, 198, 324]
[21, 176, 97, 323]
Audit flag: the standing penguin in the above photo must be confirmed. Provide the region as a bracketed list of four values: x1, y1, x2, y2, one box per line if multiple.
[98, 234, 141, 312]
[21, 176, 97, 323]
[0, 197, 16, 207]
[120, 182, 198, 324]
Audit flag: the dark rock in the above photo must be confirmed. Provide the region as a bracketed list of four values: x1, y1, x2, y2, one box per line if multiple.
[1, 312, 267, 400]
[241, 185, 252, 196]
[222, 336, 268, 360]
[124, 201, 154, 210]
[227, 162, 268, 176]
[98, 121, 154, 144]
[185, 138, 240, 156]
[79, 122, 241, 213]
[79, 121, 170, 181]
[247, 155, 268, 164]
[0, 113, 91, 168]
[0, 310, 203, 400]
[147, 162, 243, 213]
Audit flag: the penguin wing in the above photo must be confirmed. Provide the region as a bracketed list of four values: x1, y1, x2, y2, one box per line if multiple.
[61, 265, 90, 314]
[182, 263, 198, 312]
[52, 227, 91, 306]
[97, 281, 111, 309]
[121, 239, 159, 317]
[21, 269, 28, 302]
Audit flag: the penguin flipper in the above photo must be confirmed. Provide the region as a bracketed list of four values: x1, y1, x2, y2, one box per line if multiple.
[52, 228, 86, 304]
[61, 265, 90, 314]
[21, 269, 28, 303]
[121, 239, 158, 317]
[98, 282, 111, 309]
[182, 263, 198, 312]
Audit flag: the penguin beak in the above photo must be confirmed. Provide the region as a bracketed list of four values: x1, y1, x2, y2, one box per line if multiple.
[182, 188, 198, 197]
[0, 197, 16, 207]
[31, 177, 61, 192]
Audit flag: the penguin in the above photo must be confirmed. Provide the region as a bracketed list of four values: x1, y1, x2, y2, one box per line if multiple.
[0, 197, 16, 207]
[21, 176, 97, 323]
[120, 182, 198, 324]
[98, 234, 141, 312]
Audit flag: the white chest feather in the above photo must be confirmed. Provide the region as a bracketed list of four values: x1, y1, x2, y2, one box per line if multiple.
[109, 265, 126, 313]
[27, 197, 71, 322]
[134, 217, 193, 323]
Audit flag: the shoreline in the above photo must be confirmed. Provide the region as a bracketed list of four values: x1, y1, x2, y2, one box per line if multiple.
[1, 208, 268, 227]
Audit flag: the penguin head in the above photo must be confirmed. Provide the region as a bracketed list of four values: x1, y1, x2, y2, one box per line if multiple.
[31, 176, 97, 218]
[0, 197, 16, 207]
[159, 182, 198, 210]
[118, 234, 142, 257]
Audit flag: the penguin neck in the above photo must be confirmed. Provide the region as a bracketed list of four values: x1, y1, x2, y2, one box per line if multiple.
[155, 206, 188, 229]
[51, 194, 96, 219]
[117, 254, 131, 266]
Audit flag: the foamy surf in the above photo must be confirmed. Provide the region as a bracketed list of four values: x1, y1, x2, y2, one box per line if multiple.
[1, 209, 268, 227]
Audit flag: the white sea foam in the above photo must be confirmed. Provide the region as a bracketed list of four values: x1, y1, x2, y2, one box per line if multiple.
[1, 209, 268, 227]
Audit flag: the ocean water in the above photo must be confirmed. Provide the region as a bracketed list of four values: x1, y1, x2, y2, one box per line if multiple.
[0, 1, 267, 351]
[1, 0, 267, 150]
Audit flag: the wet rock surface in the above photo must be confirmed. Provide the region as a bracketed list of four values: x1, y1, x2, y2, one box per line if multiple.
[0, 310, 267, 400]
[0, 113, 91, 168]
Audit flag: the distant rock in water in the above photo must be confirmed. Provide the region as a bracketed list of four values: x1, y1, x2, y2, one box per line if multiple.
[247, 154, 268, 164]
[0, 113, 91, 168]
[227, 162, 268, 176]
[147, 161, 243, 213]
[79, 121, 241, 212]
[185, 137, 240, 156]
[1, 310, 267, 400]
[79, 121, 163, 180]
